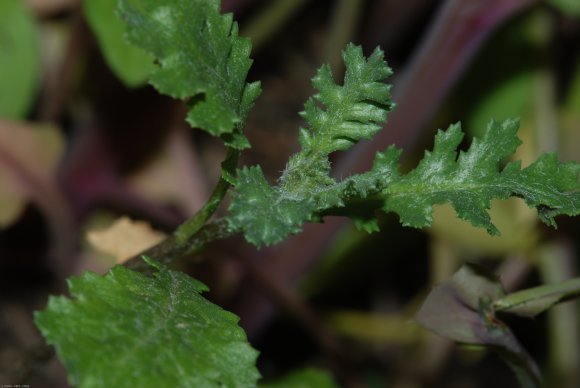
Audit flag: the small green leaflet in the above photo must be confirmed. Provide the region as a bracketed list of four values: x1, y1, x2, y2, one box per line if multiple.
[280, 43, 394, 196]
[35, 257, 260, 388]
[118, 0, 261, 149]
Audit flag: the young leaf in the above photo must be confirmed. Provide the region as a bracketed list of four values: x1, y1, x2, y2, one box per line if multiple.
[280, 43, 394, 195]
[416, 263, 542, 388]
[229, 44, 395, 246]
[84, 0, 155, 87]
[35, 257, 260, 388]
[118, 0, 261, 149]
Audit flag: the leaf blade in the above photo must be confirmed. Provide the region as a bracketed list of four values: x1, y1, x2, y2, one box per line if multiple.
[35, 258, 260, 388]
[118, 0, 260, 149]
[230, 44, 395, 246]
[381, 119, 580, 234]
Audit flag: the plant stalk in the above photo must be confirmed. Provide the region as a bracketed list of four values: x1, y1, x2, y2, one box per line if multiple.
[174, 148, 239, 243]
[124, 218, 236, 272]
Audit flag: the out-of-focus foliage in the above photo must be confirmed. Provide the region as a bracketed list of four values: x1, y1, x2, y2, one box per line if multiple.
[547, 0, 580, 16]
[0, 0, 39, 119]
[0, 120, 64, 228]
[84, 0, 154, 87]
[417, 263, 543, 388]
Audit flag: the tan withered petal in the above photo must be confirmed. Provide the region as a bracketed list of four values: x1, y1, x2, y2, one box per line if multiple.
[87, 216, 166, 264]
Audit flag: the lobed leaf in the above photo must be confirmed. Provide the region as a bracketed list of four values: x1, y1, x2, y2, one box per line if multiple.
[118, 0, 260, 149]
[280, 43, 394, 194]
[228, 166, 316, 247]
[35, 257, 260, 388]
[229, 44, 395, 245]
[231, 119, 580, 248]
[299, 44, 394, 154]
[380, 119, 580, 234]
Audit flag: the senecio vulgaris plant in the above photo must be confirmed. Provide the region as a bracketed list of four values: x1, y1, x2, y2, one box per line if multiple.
[34, 0, 580, 387]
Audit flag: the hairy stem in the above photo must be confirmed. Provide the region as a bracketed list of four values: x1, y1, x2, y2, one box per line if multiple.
[124, 218, 237, 272]
[174, 148, 239, 243]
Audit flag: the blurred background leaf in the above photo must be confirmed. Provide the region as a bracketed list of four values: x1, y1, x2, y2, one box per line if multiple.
[84, 0, 154, 87]
[0, 0, 40, 119]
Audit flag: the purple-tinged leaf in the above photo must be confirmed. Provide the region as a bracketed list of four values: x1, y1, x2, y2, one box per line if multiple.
[416, 263, 542, 387]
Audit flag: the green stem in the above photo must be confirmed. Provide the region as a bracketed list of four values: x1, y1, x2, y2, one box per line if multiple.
[492, 277, 580, 314]
[124, 218, 237, 272]
[174, 148, 239, 243]
[124, 148, 242, 272]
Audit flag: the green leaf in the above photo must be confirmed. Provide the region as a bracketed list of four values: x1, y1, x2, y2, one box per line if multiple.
[0, 0, 39, 119]
[84, 0, 155, 87]
[280, 43, 394, 195]
[118, 0, 260, 149]
[229, 44, 394, 246]
[376, 118, 580, 234]
[35, 257, 260, 388]
[229, 43, 579, 248]
[228, 166, 317, 247]
[492, 277, 580, 317]
[416, 263, 542, 388]
[260, 368, 338, 388]
[232, 116, 580, 247]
